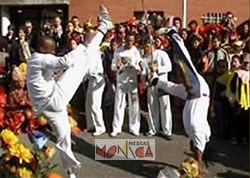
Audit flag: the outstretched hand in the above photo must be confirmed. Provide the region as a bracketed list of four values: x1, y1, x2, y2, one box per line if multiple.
[150, 64, 158, 73]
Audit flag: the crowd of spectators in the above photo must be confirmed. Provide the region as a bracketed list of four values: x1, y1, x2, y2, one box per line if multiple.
[0, 11, 249, 145]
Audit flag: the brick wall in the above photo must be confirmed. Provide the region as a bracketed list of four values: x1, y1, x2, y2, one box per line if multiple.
[69, 0, 249, 26]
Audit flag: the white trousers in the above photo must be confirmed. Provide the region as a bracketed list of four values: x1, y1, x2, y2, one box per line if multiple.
[112, 86, 141, 134]
[85, 76, 106, 132]
[183, 97, 211, 152]
[42, 32, 104, 169]
[147, 86, 172, 135]
[156, 80, 211, 152]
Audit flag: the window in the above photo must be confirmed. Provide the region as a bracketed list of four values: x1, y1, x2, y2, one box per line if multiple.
[134, 11, 164, 21]
[201, 12, 226, 24]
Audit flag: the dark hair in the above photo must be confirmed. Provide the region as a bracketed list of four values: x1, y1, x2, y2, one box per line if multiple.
[71, 15, 79, 20]
[0, 36, 8, 52]
[242, 21, 250, 27]
[67, 20, 73, 24]
[115, 23, 124, 33]
[216, 59, 228, 73]
[212, 35, 221, 41]
[188, 20, 198, 28]
[241, 52, 250, 63]
[54, 16, 61, 20]
[225, 11, 233, 16]
[8, 24, 16, 31]
[217, 59, 227, 66]
[24, 20, 32, 25]
[69, 31, 82, 44]
[173, 17, 181, 23]
[18, 26, 26, 33]
[153, 36, 162, 43]
[180, 28, 188, 33]
[231, 54, 240, 61]
[36, 35, 56, 52]
[125, 31, 135, 39]
[189, 33, 203, 43]
[110, 38, 118, 44]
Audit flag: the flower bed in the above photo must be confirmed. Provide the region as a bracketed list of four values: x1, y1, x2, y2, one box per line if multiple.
[0, 129, 62, 178]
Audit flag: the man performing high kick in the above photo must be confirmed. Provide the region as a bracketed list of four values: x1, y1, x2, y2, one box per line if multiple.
[26, 5, 113, 178]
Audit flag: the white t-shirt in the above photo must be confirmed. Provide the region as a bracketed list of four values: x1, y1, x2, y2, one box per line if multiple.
[143, 49, 172, 80]
[26, 44, 85, 114]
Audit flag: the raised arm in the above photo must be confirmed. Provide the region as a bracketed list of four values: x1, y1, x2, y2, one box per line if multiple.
[42, 44, 86, 70]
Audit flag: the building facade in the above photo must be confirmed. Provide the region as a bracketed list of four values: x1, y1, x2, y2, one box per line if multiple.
[0, 0, 249, 36]
[0, 0, 68, 35]
[68, 0, 249, 25]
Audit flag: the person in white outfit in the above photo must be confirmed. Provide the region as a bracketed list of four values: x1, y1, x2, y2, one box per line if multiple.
[111, 32, 142, 137]
[26, 5, 113, 178]
[85, 49, 106, 136]
[151, 29, 211, 176]
[143, 41, 172, 138]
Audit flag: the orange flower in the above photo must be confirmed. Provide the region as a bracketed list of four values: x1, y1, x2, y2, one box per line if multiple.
[45, 146, 56, 159]
[47, 172, 63, 178]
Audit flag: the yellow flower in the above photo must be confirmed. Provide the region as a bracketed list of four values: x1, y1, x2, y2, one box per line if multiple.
[17, 144, 33, 164]
[17, 167, 33, 178]
[179, 157, 199, 178]
[7, 143, 33, 164]
[69, 115, 78, 128]
[4, 144, 18, 161]
[6, 144, 20, 160]
[18, 62, 27, 74]
[0, 129, 19, 147]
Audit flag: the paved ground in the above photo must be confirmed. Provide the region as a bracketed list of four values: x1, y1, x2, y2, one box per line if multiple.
[20, 130, 249, 178]
[18, 106, 249, 178]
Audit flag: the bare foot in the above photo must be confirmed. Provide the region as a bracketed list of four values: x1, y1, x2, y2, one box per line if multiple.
[198, 162, 208, 178]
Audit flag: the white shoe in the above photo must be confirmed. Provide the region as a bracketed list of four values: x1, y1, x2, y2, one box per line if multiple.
[68, 173, 76, 178]
[67, 168, 77, 178]
[98, 5, 113, 33]
[130, 131, 140, 136]
[110, 131, 121, 137]
[145, 130, 155, 137]
[75, 162, 81, 168]
[93, 129, 106, 136]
